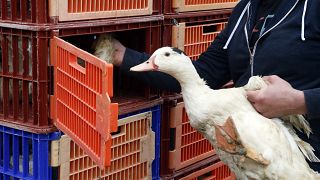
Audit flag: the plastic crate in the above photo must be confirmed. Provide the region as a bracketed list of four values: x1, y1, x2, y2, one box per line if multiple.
[58, 105, 161, 180]
[1, 21, 162, 168]
[0, 19, 162, 132]
[0, 0, 161, 24]
[50, 36, 119, 169]
[160, 96, 216, 176]
[0, 0, 49, 24]
[180, 161, 236, 180]
[161, 155, 217, 179]
[118, 105, 161, 179]
[49, 0, 154, 22]
[164, 0, 238, 14]
[172, 21, 227, 60]
[162, 10, 231, 50]
[168, 102, 215, 171]
[0, 125, 61, 180]
[0, 27, 53, 133]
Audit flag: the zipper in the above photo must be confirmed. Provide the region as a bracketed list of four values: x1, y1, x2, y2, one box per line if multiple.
[244, 0, 300, 77]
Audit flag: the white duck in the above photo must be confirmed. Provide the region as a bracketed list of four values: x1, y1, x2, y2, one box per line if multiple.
[130, 47, 320, 179]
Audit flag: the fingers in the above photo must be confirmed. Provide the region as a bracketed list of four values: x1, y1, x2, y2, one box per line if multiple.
[246, 90, 264, 111]
[246, 90, 267, 115]
[246, 90, 260, 103]
[262, 75, 279, 84]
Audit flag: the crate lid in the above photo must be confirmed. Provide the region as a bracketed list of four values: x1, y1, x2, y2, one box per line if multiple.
[50, 37, 118, 169]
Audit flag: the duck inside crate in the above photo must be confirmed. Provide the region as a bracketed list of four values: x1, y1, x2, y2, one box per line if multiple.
[62, 29, 161, 106]
[0, 27, 160, 132]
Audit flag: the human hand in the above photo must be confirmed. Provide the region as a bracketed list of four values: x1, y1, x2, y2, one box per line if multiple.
[112, 38, 126, 66]
[246, 75, 307, 118]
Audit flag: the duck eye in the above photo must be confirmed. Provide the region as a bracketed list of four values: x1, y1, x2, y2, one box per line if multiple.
[164, 52, 170, 57]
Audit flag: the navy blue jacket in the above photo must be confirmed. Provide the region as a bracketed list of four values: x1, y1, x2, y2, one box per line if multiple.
[121, 0, 320, 171]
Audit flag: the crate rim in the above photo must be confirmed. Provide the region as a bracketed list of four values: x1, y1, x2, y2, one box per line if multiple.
[0, 15, 164, 32]
[0, 125, 61, 140]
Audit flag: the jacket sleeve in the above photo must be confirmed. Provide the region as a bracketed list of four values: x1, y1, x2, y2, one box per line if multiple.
[118, 0, 251, 92]
[120, 27, 231, 92]
[120, 48, 182, 92]
[303, 89, 320, 119]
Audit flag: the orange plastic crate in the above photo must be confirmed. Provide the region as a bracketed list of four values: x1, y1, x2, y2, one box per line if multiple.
[59, 111, 155, 180]
[180, 161, 236, 180]
[50, 36, 118, 169]
[168, 102, 215, 171]
[171, 0, 238, 13]
[172, 21, 227, 60]
[49, 0, 153, 21]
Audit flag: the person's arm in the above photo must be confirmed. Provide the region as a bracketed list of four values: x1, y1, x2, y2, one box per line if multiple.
[114, 27, 231, 92]
[112, 1, 253, 92]
[120, 48, 182, 92]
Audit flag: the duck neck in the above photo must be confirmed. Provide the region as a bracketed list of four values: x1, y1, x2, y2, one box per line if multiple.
[172, 65, 211, 99]
[171, 64, 213, 130]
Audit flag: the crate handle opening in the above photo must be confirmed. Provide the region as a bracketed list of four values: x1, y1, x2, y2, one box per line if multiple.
[169, 128, 176, 151]
[76, 57, 86, 68]
[203, 24, 219, 34]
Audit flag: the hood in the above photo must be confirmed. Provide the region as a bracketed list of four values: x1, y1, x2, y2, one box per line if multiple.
[223, 0, 309, 50]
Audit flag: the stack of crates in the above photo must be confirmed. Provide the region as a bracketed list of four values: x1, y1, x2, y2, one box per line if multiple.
[0, 0, 240, 179]
[160, 0, 237, 179]
[0, 1, 58, 179]
[0, 0, 163, 179]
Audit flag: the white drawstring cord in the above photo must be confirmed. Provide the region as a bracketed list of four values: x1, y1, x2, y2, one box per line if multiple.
[301, 0, 308, 41]
[223, 2, 251, 49]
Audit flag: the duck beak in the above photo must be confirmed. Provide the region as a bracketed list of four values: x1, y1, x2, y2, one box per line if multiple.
[130, 56, 158, 72]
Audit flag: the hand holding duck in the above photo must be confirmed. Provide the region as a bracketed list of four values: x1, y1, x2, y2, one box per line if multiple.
[247, 75, 307, 118]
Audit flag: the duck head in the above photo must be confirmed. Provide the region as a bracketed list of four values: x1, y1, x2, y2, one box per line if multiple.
[130, 47, 193, 75]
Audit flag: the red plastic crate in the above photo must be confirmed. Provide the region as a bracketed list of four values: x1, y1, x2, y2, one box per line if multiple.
[0, 18, 162, 132]
[58, 110, 156, 180]
[180, 161, 236, 180]
[0, 0, 161, 24]
[0, 27, 53, 133]
[161, 155, 228, 179]
[168, 102, 215, 171]
[164, 0, 238, 14]
[0, 0, 49, 24]
[172, 21, 227, 60]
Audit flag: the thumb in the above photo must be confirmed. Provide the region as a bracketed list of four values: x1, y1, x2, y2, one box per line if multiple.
[246, 90, 260, 103]
[262, 75, 279, 84]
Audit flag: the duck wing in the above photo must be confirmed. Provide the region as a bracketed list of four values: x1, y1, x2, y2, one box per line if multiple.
[214, 116, 270, 165]
[213, 112, 318, 179]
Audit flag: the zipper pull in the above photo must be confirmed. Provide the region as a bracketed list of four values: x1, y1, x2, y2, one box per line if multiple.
[250, 54, 254, 76]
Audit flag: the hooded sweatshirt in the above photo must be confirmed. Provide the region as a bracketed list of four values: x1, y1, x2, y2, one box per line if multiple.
[120, 0, 320, 171]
